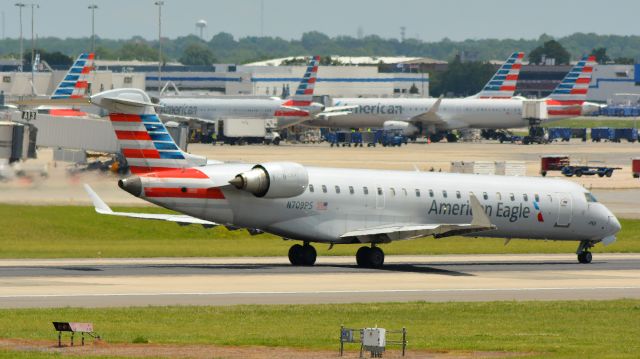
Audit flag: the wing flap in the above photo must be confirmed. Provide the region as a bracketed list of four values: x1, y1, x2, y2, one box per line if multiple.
[83, 184, 218, 227]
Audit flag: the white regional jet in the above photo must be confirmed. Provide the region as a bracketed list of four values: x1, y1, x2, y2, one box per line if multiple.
[85, 88, 620, 267]
[304, 55, 599, 142]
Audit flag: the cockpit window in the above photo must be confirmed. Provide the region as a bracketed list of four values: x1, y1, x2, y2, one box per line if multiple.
[585, 192, 598, 203]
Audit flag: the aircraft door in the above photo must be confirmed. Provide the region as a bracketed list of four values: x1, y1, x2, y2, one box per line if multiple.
[555, 193, 572, 227]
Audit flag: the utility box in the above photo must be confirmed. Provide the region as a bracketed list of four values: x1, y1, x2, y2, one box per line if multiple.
[633, 158, 640, 178]
[362, 328, 386, 357]
[522, 99, 548, 121]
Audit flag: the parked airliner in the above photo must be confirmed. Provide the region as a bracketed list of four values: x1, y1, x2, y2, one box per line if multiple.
[85, 88, 619, 267]
[303, 55, 599, 141]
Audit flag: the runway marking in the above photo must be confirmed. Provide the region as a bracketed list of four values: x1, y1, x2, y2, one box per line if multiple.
[2, 286, 640, 299]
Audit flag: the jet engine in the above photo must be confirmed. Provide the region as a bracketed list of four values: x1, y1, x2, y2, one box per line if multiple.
[229, 162, 308, 198]
[383, 120, 419, 136]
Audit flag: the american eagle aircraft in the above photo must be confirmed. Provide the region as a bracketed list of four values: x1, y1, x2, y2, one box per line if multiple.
[85, 88, 620, 267]
[303, 55, 601, 141]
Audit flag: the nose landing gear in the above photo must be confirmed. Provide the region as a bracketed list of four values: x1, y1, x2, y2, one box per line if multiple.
[576, 240, 594, 264]
[288, 243, 317, 266]
[356, 245, 385, 268]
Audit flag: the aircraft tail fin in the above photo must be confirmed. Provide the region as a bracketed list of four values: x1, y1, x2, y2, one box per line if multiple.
[473, 52, 524, 99]
[90, 88, 206, 175]
[547, 55, 597, 103]
[51, 53, 95, 99]
[284, 55, 319, 105]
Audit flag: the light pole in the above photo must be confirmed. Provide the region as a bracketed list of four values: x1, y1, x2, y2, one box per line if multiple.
[14, 3, 25, 71]
[88, 4, 98, 54]
[154, 1, 164, 93]
[29, 3, 39, 96]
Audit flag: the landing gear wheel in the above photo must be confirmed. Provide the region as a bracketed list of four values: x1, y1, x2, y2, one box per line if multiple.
[301, 244, 317, 266]
[356, 246, 371, 267]
[578, 251, 593, 264]
[288, 244, 304, 266]
[355, 246, 385, 268]
[369, 247, 385, 268]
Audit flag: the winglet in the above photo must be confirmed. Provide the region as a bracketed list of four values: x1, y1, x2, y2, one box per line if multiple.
[470, 194, 492, 228]
[83, 184, 113, 214]
[427, 95, 444, 115]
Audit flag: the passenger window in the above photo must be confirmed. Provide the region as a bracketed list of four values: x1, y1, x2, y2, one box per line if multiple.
[429, 189, 434, 197]
[322, 185, 327, 193]
[415, 189, 421, 197]
[496, 192, 502, 200]
[523, 194, 528, 202]
[363, 187, 369, 195]
[534, 194, 540, 202]
[442, 190, 448, 198]
[335, 185, 340, 194]
[377, 187, 383, 196]
[390, 188, 396, 196]
[483, 192, 488, 200]
[349, 186, 354, 194]
[456, 191, 461, 199]
[309, 184, 314, 193]
[402, 188, 407, 196]
[509, 193, 515, 201]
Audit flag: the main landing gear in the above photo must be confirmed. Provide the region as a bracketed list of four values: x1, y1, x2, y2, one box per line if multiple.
[576, 240, 594, 264]
[288, 243, 317, 266]
[356, 245, 385, 268]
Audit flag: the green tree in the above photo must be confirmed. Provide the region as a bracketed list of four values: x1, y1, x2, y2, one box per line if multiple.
[118, 41, 158, 61]
[529, 40, 571, 65]
[179, 43, 216, 65]
[430, 56, 497, 97]
[23, 49, 73, 68]
[590, 47, 610, 64]
[614, 57, 635, 65]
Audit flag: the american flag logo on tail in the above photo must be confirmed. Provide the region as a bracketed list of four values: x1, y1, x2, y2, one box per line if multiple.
[546, 55, 597, 117]
[51, 53, 95, 99]
[278, 55, 320, 117]
[476, 52, 524, 99]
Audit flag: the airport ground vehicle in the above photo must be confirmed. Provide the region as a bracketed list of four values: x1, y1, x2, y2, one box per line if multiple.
[212, 118, 281, 145]
[540, 155, 570, 176]
[86, 88, 621, 266]
[548, 128, 572, 142]
[561, 165, 621, 178]
[633, 158, 640, 178]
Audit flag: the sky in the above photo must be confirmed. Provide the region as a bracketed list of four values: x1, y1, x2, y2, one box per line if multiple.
[1, 0, 640, 42]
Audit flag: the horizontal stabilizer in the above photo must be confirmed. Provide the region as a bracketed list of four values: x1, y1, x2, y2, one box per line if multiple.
[84, 184, 217, 227]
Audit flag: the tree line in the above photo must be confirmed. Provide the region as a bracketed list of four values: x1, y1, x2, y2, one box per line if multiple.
[0, 32, 638, 66]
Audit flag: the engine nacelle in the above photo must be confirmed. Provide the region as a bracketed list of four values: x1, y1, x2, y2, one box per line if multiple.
[383, 120, 419, 136]
[229, 162, 308, 198]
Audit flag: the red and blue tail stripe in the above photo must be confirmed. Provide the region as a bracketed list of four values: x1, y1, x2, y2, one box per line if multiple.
[109, 113, 191, 174]
[546, 55, 597, 118]
[476, 52, 524, 99]
[51, 53, 95, 99]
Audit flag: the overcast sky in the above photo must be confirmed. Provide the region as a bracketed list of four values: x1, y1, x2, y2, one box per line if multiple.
[1, 0, 639, 41]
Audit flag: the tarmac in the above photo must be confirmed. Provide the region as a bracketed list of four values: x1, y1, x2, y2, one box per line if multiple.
[1, 254, 639, 308]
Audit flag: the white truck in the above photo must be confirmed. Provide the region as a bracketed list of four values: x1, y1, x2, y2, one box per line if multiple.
[215, 118, 281, 145]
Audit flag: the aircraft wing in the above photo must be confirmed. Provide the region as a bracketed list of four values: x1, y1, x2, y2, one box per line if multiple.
[340, 194, 495, 243]
[315, 105, 358, 118]
[158, 113, 217, 124]
[84, 184, 218, 227]
[408, 95, 446, 126]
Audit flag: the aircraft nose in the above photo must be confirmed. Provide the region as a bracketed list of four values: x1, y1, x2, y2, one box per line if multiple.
[118, 176, 142, 197]
[609, 215, 622, 235]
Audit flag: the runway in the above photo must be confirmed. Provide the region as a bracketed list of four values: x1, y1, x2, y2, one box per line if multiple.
[1, 254, 639, 308]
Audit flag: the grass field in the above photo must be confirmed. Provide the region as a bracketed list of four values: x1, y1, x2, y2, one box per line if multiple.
[0, 204, 639, 258]
[544, 117, 640, 129]
[0, 300, 639, 358]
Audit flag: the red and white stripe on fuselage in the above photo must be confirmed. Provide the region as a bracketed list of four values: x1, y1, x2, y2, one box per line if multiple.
[546, 99, 584, 118]
[138, 167, 226, 201]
